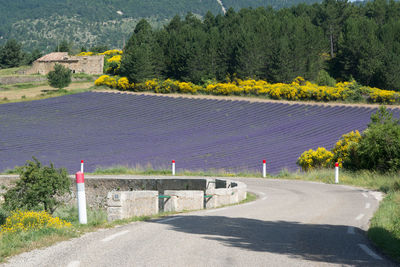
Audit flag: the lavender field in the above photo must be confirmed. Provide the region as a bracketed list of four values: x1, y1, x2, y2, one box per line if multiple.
[0, 92, 398, 174]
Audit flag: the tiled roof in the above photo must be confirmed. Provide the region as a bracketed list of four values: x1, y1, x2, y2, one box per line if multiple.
[37, 52, 69, 62]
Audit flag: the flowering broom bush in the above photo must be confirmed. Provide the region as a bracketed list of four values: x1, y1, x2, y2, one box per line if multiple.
[94, 76, 400, 104]
[0, 210, 71, 234]
[117, 77, 131, 90]
[297, 147, 334, 171]
[332, 130, 362, 167]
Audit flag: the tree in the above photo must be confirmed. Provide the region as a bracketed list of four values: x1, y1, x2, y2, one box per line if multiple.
[25, 49, 42, 65]
[0, 39, 24, 68]
[120, 19, 157, 83]
[47, 64, 72, 89]
[2, 157, 71, 214]
[346, 107, 400, 173]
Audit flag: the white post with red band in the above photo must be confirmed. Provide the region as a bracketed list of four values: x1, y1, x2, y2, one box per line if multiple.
[76, 170, 87, 224]
[335, 162, 339, 184]
[172, 160, 176, 176]
[80, 160, 84, 173]
[262, 159, 267, 178]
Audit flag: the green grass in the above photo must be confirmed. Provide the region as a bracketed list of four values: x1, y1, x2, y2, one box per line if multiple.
[0, 66, 32, 76]
[91, 165, 260, 178]
[1, 82, 47, 91]
[368, 191, 400, 262]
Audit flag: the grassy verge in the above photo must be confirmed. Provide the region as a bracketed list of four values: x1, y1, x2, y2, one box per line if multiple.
[368, 191, 400, 262]
[91, 165, 260, 178]
[0, 193, 256, 262]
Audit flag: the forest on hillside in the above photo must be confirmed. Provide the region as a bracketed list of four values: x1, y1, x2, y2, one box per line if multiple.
[117, 0, 400, 91]
[0, 0, 322, 50]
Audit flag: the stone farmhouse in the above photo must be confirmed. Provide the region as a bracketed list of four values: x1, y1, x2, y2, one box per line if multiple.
[25, 52, 104, 75]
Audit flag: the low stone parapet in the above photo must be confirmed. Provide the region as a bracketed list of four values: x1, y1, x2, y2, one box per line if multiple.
[162, 190, 204, 212]
[106, 191, 158, 221]
[205, 180, 247, 209]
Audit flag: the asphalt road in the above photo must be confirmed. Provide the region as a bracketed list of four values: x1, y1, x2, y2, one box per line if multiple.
[2, 178, 396, 267]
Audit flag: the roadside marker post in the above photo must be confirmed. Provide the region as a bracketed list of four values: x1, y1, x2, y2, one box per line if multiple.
[335, 162, 339, 184]
[262, 160, 267, 178]
[80, 160, 84, 173]
[172, 160, 176, 176]
[76, 170, 87, 224]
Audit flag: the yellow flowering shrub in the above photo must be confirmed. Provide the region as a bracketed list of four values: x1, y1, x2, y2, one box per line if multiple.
[105, 77, 117, 88]
[177, 82, 197, 94]
[94, 75, 110, 86]
[94, 76, 400, 104]
[117, 77, 131, 90]
[76, 52, 94, 56]
[369, 88, 400, 104]
[205, 82, 243, 95]
[94, 75, 116, 88]
[151, 79, 174, 93]
[332, 130, 361, 167]
[297, 147, 334, 171]
[99, 49, 123, 56]
[107, 55, 122, 63]
[1, 210, 71, 234]
[144, 79, 159, 91]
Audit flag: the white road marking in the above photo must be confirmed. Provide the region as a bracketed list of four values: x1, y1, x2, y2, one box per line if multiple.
[261, 196, 268, 201]
[255, 191, 266, 196]
[158, 217, 182, 223]
[101, 230, 129, 242]
[365, 203, 371, 209]
[355, 214, 365, 220]
[362, 192, 368, 198]
[370, 191, 384, 201]
[67, 261, 80, 267]
[347, 226, 355, 234]
[206, 207, 228, 213]
[358, 244, 383, 260]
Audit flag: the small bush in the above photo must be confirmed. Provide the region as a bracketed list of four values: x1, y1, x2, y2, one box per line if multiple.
[297, 147, 334, 171]
[316, 70, 336, 87]
[47, 64, 72, 89]
[2, 157, 71, 214]
[0, 210, 71, 234]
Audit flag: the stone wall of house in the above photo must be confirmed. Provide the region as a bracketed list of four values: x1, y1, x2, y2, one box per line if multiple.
[25, 55, 104, 75]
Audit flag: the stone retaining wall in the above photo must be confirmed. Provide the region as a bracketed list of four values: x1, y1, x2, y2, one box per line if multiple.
[0, 175, 247, 221]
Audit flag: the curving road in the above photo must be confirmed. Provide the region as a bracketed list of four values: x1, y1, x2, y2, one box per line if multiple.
[2, 178, 396, 266]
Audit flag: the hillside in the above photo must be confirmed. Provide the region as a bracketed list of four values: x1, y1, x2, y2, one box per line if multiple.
[0, 0, 322, 52]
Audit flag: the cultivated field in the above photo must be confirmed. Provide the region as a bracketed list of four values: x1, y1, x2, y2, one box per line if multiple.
[1, 92, 398, 174]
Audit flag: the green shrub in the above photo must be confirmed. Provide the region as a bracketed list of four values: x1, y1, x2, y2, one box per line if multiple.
[316, 70, 336, 87]
[346, 107, 400, 173]
[47, 64, 72, 89]
[2, 157, 71, 214]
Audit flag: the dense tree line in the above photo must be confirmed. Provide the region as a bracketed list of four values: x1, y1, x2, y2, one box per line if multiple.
[120, 0, 400, 91]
